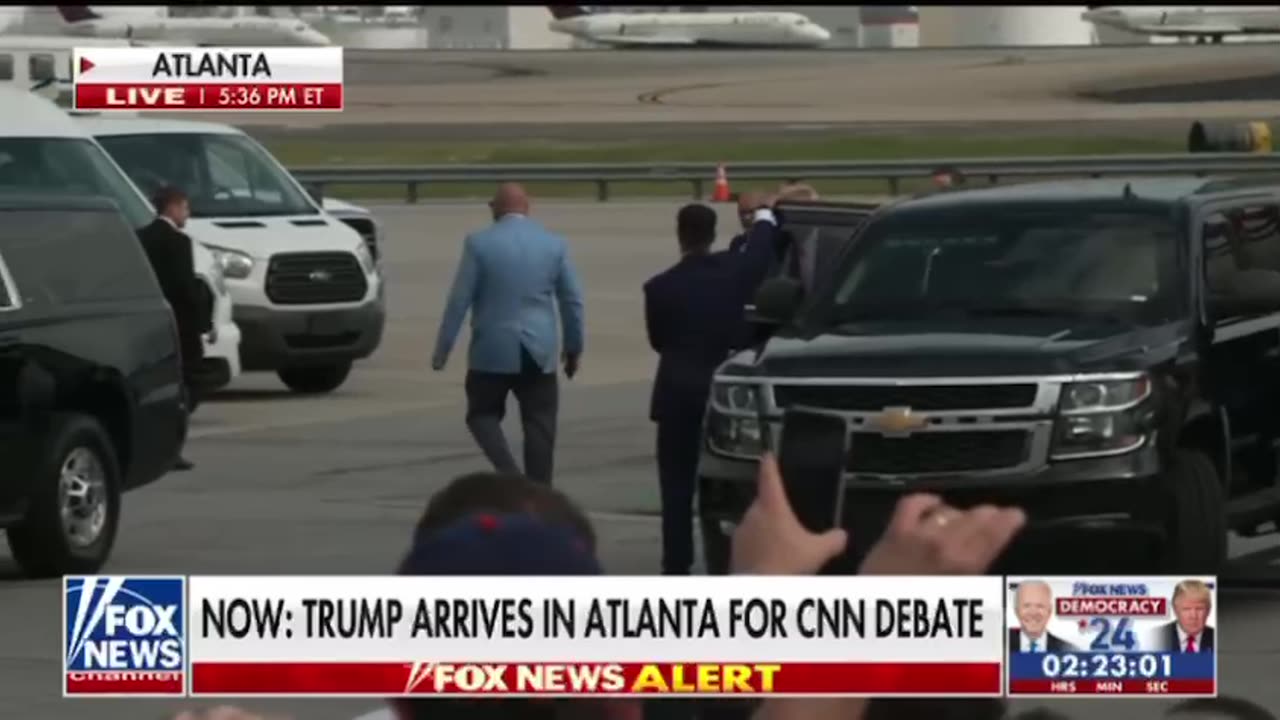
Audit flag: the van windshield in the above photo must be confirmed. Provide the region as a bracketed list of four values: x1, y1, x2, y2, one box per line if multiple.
[0, 137, 152, 229]
[823, 203, 1181, 326]
[96, 132, 317, 218]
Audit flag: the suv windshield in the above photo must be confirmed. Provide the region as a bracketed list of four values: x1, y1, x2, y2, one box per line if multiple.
[96, 132, 317, 218]
[824, 204, 1180, 325]
[0, 138, 152, 229]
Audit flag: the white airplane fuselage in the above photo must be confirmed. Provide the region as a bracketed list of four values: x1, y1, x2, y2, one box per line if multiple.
[550, 12, 831, 48]
[1083, 6, 1280, 38]
[62, 16, 331, 46]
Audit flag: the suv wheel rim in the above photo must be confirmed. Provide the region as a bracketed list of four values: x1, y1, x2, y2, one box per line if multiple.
[59, 447, 108, 548]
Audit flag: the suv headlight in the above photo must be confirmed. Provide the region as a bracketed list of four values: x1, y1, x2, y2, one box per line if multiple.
[206, 256, 228, 295]
[707, 382, 766, 457]
[1052, 376, 1152, 459]
[711, 382, 761, 412]
[205, 244, 254, 280]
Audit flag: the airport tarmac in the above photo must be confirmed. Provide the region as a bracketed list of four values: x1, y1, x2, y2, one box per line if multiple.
[1, 202, 1277, 719]
[192, 45, 1280, 134]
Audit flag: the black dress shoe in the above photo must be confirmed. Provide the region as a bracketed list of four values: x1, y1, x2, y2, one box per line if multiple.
[173, 457, 194, 471]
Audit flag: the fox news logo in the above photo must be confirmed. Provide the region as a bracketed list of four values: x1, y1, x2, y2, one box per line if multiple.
[63, 576, 186, 696]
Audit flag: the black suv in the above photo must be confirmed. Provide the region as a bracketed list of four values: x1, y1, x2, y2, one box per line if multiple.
[0, 195, 186, 577]
[699, 178, 1280, 575]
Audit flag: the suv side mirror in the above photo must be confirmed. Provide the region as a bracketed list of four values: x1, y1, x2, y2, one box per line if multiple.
[1211, 269, 1280, 319]
[749, 276, 804, 325]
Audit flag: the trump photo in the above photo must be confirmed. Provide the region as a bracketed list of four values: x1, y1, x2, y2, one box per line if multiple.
[1155, 579, 1215, 653]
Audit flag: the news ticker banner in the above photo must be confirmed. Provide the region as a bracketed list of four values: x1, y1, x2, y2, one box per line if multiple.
[62, 575, 1217, 699]
[72, 46, 343, 112]
[1005, 576, 1217, 697]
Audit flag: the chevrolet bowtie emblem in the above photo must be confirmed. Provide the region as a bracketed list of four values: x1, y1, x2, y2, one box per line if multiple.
[868, 406, 929, 436]
[309, 269, 332, 282]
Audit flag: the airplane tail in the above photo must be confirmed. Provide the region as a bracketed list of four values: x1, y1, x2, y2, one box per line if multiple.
[548, 6, 589, 20]
[56, 5, 102, 23]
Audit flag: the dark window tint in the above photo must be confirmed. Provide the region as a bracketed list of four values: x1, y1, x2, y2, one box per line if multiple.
[1225, 202, 1280, 272]
[0, 255, 12, 309]
[28, 53, 55, 82]
[828, 204, 1179, 324]
[0, 209, 159, 306]
[0, 54, 13, 81]
[0, 138, 153, 229]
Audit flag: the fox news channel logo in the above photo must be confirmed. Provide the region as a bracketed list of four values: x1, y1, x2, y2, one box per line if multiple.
[1004, 576, 1217, 697]
[63, 576, 186, 696]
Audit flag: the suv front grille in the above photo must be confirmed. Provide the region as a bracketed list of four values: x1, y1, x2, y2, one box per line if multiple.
[773, 384, 1037, 412]
[266, 252, 367, 305]
[847, 430, 1029, 474]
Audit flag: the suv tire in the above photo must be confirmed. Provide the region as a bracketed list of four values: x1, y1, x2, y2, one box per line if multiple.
[1160, 449, 1229, 575]
[7, 414, 122, 578]
[278, 362, 352, 394]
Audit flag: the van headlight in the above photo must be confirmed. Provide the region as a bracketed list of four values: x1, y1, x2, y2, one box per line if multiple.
[1052, 376, 1152, 459]
[205, 257, 227, 295]
[354, 242, 376, 274]
[205, 244, 254, 280]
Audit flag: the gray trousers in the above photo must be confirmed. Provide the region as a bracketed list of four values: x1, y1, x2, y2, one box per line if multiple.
[463, 348, 559, 484]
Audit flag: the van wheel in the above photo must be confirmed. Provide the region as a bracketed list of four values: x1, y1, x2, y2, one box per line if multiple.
[7, 414, 122, 578]
[278, 363, 352, 394]
[1160, 449, 1228, 575]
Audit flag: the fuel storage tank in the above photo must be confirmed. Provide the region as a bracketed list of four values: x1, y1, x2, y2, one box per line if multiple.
[919, 6, 1094, 47]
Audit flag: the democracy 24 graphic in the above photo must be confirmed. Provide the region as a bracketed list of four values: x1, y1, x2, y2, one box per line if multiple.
[63, 576, 187, 697]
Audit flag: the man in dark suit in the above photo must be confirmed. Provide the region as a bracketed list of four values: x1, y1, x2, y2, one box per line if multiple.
[643, 200, 780, 575]
[1155, 580, 1216, 653]
[137, 186, 208, 471]
[1009, 580, 1075, 653]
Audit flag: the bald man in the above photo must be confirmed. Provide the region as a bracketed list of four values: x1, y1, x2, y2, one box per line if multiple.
[432, 183, 585, 485]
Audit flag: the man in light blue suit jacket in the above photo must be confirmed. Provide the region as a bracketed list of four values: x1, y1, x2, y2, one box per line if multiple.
[431, 184, 585, 485]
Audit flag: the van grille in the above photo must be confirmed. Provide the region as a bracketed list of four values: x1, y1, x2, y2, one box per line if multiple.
[265, 252, 367, 305]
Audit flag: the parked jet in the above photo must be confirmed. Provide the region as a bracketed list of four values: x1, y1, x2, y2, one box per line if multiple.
[1082, 6, 1280, 43]
[547, 6, 831, 48]
[55, 5, 332, 46]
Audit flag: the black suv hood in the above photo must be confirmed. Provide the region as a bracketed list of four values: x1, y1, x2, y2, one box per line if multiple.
[726, 319, 1189, 378]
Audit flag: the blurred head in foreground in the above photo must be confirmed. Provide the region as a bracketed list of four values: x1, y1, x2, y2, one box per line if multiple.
[1166, 697, 1278, 720]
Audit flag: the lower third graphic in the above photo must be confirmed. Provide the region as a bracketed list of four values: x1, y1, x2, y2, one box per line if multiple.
[63, 576, 186, 696]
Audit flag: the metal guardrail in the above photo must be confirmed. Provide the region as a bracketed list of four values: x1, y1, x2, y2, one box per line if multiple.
[290, 153, 1280, 203]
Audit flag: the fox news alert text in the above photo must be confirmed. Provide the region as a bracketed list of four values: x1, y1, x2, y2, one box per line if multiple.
[64, 576, 187, 697]
[71, 47, 343, 112]
[1004, 576, 1217, 698]
[180, 575, 1004, 697]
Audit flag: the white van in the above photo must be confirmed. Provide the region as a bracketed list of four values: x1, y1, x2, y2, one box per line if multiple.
[0, 86, 241, 392]
[80, 117, 385, 394]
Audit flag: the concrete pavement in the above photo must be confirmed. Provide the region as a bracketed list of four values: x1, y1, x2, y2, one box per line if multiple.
[1, 202, 1276, 719]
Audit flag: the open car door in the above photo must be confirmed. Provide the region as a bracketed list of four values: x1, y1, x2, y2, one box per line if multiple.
[773, 200, 878, 293]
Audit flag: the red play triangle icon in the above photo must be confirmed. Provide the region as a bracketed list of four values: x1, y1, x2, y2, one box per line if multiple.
[79, 57, 94, 74]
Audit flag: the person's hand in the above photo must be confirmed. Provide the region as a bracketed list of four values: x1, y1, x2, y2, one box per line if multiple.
[731, 453, 848, 575]
[431, 353, 447, 372]
[563, 352, 580, 379]
[859, 494, 1026, 575]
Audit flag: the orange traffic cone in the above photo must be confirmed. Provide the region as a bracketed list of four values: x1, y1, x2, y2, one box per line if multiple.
[712, 164, 731, 202]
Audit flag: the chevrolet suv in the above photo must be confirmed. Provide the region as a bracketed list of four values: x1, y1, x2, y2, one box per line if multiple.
[699, 178, 1280, 576]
